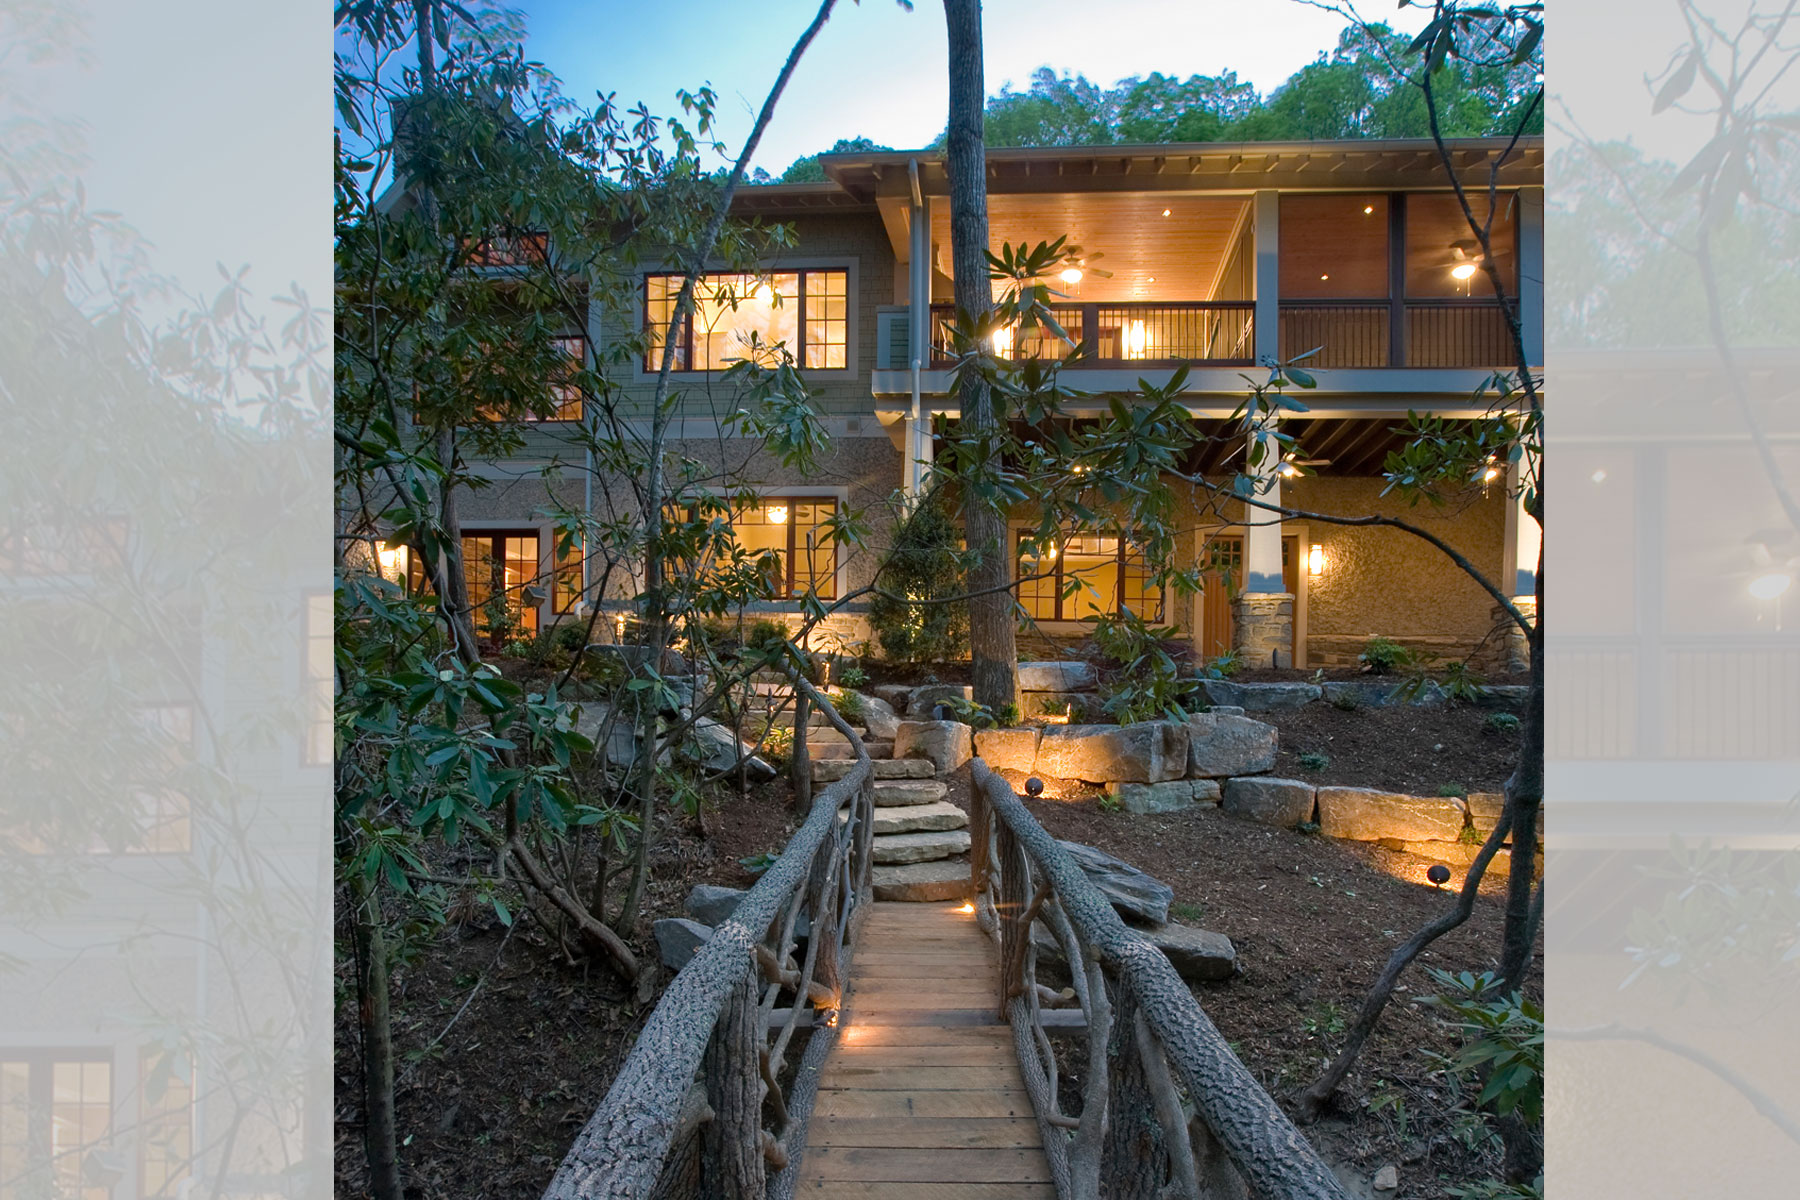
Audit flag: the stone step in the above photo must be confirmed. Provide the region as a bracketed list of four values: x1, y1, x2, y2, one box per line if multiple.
[870, 828, 971, 865]
[867, 801, 967, 836]
[811, 739, 893, 761]
[871, 858, 971, 903]
[872, 779, 950, 807]
[813, 757, 936, 783]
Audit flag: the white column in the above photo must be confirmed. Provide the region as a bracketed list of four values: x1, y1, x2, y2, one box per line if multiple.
[1244, 424, 1285, 593]
[1512, 472, 1541, 600]
[903, 193, 934, 501]
[1252, 190, 1280, 365]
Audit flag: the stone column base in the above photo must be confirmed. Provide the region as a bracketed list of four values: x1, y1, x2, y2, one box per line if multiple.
[1233, 593, 1294, 669]
[1479, 596, 1537, 674]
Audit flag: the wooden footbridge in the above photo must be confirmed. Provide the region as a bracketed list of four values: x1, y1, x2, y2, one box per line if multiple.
[544, 679, 1349, 1200]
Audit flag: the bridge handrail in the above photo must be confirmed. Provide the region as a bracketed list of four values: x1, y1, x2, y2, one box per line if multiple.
[544, 673, 873, 1200]
[969, 757, 1351, 1200]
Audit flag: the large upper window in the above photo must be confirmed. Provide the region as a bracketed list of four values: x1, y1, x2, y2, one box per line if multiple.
[645, 270, 849, 372]
[464, 231, 549, 268]
[1018, 532, 1162, 622]
[1280, 194, 1390, 298]
[1404, 192, 1519, 298]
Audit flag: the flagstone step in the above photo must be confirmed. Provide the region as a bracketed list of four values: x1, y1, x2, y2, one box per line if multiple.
[812, 739, 893, 761]
[871, 858, 972, 903]
[813, 757, 935, 783]
[867, 801, 968, 836]
[872, 779, 950, 807]
[870, 829, 972, 865]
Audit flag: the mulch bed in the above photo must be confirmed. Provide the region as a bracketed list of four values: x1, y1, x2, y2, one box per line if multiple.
[1260, 701, 1521, 795]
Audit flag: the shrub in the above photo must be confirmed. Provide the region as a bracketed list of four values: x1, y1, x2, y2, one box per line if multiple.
[943, 695, 998, 730]
[1097, 793, 1122, 813]
[837, 663, 868, 689]
[1484, 711, 1521, 735]
[1358, 635, 1411, 675]
[1298, 751, 1330, 772]
[552, 620, 589, 656]
[1094, 608, 1200, 723]
[1420, 967, 1544, 1127]
[1440, 659, 1487, 705]
[1437, 782, 1467, 798]
[746, 618, 788, 651]
[833, 688, 869, 725]
[1330, 689, 1360, 712]
[868, 494, 968, 664]
[1205, 648, 1244, 678]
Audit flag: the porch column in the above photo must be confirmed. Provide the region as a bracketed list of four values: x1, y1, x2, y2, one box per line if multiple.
[903, 190, 935, 501]
[1518, 187, 1544, 368]
[1235, 422, 1294, 667]
[1252, 190, 1280, 364]
[1496, 456, 1540, 672]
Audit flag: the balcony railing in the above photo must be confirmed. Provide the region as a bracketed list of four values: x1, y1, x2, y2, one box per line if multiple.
[1279, 298, 1515, 368]
[928, 301, 1255, 367]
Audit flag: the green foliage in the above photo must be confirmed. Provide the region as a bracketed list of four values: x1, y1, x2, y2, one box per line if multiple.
[738, 850, 779, 876]
[1092, 608, 1201, 723]
[1204, 649, 1244, 679]
[746, 619, 788, 651]
[1097, 793, 1122, 814]
[1421, 969, 1544, 1126]
[943, 695, 999, 730]
[1448, 1178, 1543, 1200]
[868, 495, 969, 664]
[1484, 711, 1521, 735]
[1170, 900, 1206, 922]
[1298, 751, 1330, 772]
[995, 701, 1021, 728]
[1460, 824, 1482, 845]
[1301, 1000, 1348, 1040]
[836, 664, 868, 689]
[1437, 782, 1467, 798]
[1358, 636, 1412, 675]
[1439, 659, 1488, 705]
[1330, 689, 1361, 712]
[832, 688, 869, 726]
[776, 136, 895, 183]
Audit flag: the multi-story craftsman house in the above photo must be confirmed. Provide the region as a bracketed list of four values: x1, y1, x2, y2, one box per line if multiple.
[439, 136, 1544, 669]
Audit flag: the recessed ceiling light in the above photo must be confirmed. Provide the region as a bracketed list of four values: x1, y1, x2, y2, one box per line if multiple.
[1320, 273, 1329, 280]
[1162, 208, 1171, 217]
[1146, 276, 1155, 283]
[1363, 204, 1374, 215]
[1590, 468, 1607, 484]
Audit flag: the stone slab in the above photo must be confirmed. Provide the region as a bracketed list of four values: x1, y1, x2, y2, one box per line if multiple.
[893, 720, 974, 774]
[1035, 721, 1187, 784]
[1317, 787, 1467, 843]
[813, 756, 937, 783]
[871, 829, 972, 864]
[871, 859, 972, 902]
[868, 800, 968, 836]
[1139, 923, 1237, 981]
[1220, 776, 1316, 829]
[872, 779, 950, 806]
[974, 727, 1042, 773]
[684, 884, 747, 927]
[1057, 840, 1174, 925]
[1184, 712, 1278, 778]
[653, 917, 711, 971]
[1107, 779, 1217, 814]
[1016, 660, 1098, 691]
[1199, 680, 1320, 712]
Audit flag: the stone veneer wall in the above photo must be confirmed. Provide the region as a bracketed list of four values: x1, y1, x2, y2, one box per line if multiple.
[1232, 593, 1294, 668]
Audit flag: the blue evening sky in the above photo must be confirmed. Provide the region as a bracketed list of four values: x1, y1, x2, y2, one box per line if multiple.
[518, 0, 1431, 177]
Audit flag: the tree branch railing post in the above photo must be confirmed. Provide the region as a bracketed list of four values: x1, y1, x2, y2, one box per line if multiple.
[543, 675, 872, 1200]
[968, 758, 1351, 1200]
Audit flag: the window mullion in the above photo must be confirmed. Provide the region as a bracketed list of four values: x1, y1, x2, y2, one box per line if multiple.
[797, 272, 808, 369]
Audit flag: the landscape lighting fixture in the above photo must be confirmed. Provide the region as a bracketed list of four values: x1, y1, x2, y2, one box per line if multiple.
[1749, 571, 1793, 600]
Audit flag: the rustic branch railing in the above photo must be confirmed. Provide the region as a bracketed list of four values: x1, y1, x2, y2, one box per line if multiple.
[969, 758, 1351, 1200]
[544, 673, 874, 1200]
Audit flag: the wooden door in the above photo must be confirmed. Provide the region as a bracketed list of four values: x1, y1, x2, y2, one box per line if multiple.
[1198, 534, 1296, 661]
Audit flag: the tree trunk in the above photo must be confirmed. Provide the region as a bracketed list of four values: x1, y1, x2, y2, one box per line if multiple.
[699, 964, 766, 1199]
[1499, 532, 1544, 994]
[792, 686, 813, 817]
[1104, 983, 1165, 1200]
[350, 874, 404, 1200]
[942, 0, 1018, 714]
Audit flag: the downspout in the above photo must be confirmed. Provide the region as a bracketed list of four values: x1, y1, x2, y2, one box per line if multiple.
[908, 157, 925, 504]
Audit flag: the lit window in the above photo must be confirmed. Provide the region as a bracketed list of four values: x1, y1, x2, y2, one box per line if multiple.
[1018, 531, 1162, 622]
[645, 271, 848, 372]
[552, 535, 583, 614]
[462, 532, 543, 637]
[138, 1048, 192, 1200]
[463, 231, 549, 268]
[677, 498, 838, 601]
[1, 1053, 113, 1200]
[304, 593, 333, 767]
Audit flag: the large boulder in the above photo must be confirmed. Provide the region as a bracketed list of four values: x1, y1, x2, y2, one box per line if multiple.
[907, 683, 974, 719]
[1221, 777, 1316, 829]
[1139, 924, 1237, 981]
[872, 860, 970, 902]
[688, 716, 777, 781]
[684, 884, 748, 926]
[1036, 721, 1188, 784]
[1199, 680, 1320, 712]
[870, 683, 913, 710]
[974, 726, 1042, 773]
[1057, 840, 1174, 925]
[1316, 787, 1466, 843]
[653, 918, 712, 971]
[1107, 779, 1219, 814]
[1022, 692, 1105, 722]
[1475, 685, 1529, 710]
[853, 691, 902, 740]
[573, 702, 667, 770]
[1320, 680, 1446, 709]
[1464, 791, 1543, 845]
[1184, 712, 1278, 778]
[893, 720, 974, 773]
[1017, 660, 1098, 692]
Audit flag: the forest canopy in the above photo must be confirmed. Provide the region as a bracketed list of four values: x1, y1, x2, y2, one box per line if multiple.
[773, 22, 1542, 181]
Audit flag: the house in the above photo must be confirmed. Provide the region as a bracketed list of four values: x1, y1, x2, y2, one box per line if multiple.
[413, 137, 1544, 671]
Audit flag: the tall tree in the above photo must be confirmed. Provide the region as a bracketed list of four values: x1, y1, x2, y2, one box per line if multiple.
[942, 0, 1019, 714]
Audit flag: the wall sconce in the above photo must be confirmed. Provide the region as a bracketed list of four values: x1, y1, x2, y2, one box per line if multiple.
[1308, 544, 1324, 577]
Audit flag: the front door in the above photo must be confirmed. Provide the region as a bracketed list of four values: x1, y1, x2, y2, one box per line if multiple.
[1198, 534, 1297, 661]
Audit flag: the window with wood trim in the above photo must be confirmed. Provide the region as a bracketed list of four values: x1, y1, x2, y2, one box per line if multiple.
[461, 531, 544, 634]
[676, 497, 839, 600]
[551, 534, 583, 614]
[644, 270, 849, 372]
[1018, 532, 1162, 622]
[470, 334, 586, 422]
[463, 231, 549, 268]
[0, 1051, 112, 1200]
[137, 1047, 192, 1200]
